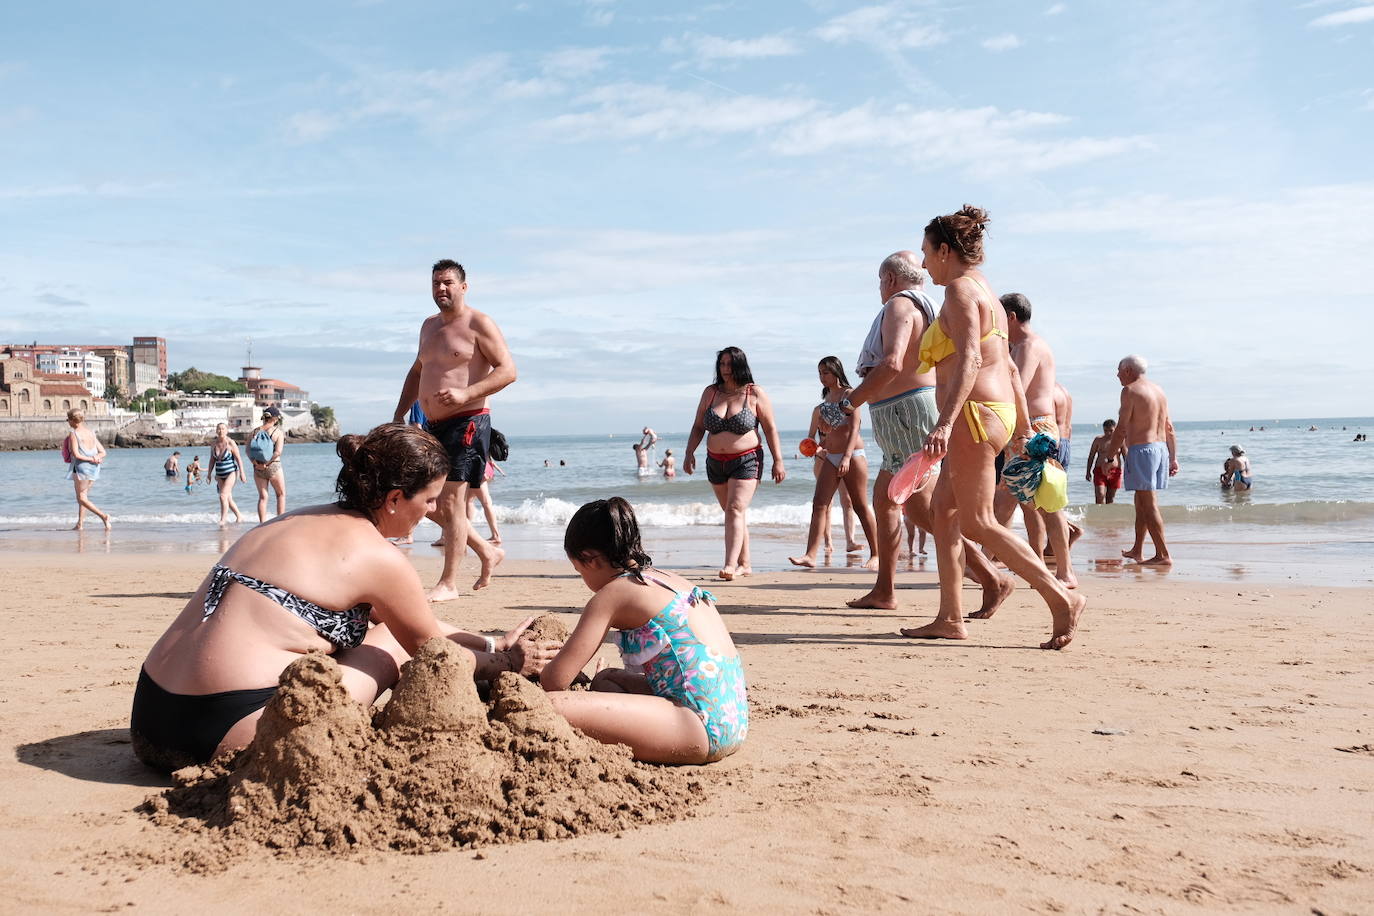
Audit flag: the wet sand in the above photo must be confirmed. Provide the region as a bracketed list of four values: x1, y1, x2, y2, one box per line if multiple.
[2, 552, 1371, 913]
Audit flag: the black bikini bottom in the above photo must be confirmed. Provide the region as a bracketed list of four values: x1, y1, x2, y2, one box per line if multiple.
[129, 667, 276, 772]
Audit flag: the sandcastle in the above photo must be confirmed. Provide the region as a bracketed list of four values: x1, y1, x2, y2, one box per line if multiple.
[141, 628, 704, 858]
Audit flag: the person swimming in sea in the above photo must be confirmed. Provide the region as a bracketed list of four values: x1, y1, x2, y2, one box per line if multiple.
[1221, 445, 1252, 491]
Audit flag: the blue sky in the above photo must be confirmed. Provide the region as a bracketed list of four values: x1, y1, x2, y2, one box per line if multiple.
[2, 1, 1371, 435]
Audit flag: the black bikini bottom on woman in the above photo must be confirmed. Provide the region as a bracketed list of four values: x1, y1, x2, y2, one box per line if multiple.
[129, 667, 276, 772]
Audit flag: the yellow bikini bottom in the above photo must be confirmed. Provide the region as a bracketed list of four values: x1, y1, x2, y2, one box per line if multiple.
[963, 400, 1016, 449]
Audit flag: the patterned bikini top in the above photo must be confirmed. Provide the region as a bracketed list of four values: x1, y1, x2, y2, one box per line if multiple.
[203, 564, 371, 649]
[702, 384, 758, 435]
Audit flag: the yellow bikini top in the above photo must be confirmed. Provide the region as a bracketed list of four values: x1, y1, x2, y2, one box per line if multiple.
[917, 275, 1008, 373]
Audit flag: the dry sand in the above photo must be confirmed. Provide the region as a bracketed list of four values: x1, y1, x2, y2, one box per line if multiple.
[1, 551, 1371, 913]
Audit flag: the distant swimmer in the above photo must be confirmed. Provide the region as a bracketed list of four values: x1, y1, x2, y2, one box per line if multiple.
[1105, 354, 1178, 567]
[659, 448, 676, 478]
[1086, 420, 1126, 504]
[64, 408, 110, 531]
[1221, 445, 1252, 491]
[164, 451, 181, 479]
[391, 258, 515, 601]
[186, 455, 203, 488]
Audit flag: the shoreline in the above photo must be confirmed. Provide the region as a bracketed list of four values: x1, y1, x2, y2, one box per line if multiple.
[2, 552, 1371, 911]
[3, 514, 1371, 587]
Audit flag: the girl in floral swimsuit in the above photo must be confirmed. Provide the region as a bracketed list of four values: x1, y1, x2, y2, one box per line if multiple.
[541, 497, 749, 764]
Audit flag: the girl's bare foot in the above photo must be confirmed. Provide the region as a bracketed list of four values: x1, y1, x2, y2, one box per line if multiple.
[788, 555, 817, 568]
[427, 583, 461, 602]
[862, 555, 879, 570]
[718, 566, 736, 581]
[846, 542, 864, 554]
[737, 565, 752, 577]
[1121, 548, 1143, 562]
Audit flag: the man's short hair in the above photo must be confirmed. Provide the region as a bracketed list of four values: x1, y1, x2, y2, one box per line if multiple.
[1119, 354, 1148, 374]
[879, 252, 926, 287]
[1000, 293, 1032, 322]
[432, 259, 466, 281]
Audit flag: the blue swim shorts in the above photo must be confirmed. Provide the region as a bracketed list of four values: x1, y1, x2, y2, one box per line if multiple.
[1123, 441, 1168, 491]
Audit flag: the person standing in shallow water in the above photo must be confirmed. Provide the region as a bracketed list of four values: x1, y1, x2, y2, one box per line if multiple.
[249, 406, 287, 523]
[209, 423, 247, 526]
[64, 408, 110, 531]
[902, 205, 1085, 649]
[1105, 354, 1178, 566]
[392, 259, 515, 602]
[681, 346, 787, 581]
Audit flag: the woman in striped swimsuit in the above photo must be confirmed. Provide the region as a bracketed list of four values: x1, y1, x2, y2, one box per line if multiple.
[209, 422, 247, 526]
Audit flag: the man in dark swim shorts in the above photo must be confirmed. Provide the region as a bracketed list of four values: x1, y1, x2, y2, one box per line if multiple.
[428, 409, 492, 486]
[392, 259, 517, 601]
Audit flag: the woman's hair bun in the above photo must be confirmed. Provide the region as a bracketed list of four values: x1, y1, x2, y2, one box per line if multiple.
[335, 424, 449, 516]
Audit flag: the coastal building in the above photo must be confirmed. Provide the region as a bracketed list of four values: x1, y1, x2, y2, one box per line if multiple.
[132, 336, 168, 390]
[0, 353, 109, 418]
[161, 390, 260, 434]
[131, 360, 161, 397]
[238, 364, 310, 410]
[90, 346, 132, 398]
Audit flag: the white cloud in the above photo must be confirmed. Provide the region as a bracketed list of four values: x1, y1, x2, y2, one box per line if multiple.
[0, 180, 174, 200]
[1044, 3, 1067, 14]
[541, 47, 613, 79]
[281, 56, 509, 141]
[770, 102, 1146, 176]
[982, 33, 1023, 52]
[1363, 88, 1374, 110]
[662, 32, 801, 67]
[544, 83, 819, 140]
[814, 4, 947, 49]
[1308, 4, 1374, 26]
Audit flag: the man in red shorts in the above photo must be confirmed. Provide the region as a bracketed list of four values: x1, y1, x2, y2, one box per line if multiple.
[1085, 419, 1125, 504]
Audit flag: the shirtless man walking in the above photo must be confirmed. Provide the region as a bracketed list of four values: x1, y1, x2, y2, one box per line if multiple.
[1085, 419, 1125, 504]
[1105, 354, 1177, 566]
[393, 259, 516, 601]
[842, 251, 1012, 615]
[1001, 293, 1077, 588]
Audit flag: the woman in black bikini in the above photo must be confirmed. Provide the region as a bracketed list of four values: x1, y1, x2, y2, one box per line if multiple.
[682, 347, 787, 580]
[130, 423, 559, 772]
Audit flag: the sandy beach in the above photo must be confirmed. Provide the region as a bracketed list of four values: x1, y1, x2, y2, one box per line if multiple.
[2, 551, 1371, 914]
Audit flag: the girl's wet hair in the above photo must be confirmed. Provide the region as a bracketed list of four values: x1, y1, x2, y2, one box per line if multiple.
[817, 355, 850, 397]
[564, 497, 653, 578]
[713, 346, 755, 387]
[924, 204, 991, 265]
[335, 423, 449, 514]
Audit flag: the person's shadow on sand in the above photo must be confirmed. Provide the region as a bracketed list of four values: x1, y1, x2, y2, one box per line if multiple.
[16, 729, 168, 787]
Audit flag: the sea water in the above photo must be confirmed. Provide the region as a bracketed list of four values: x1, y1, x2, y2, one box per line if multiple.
[2, 418, 1371, 584]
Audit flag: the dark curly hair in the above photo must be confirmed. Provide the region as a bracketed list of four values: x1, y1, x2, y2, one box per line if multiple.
[564, 497, 653, 579]
[335, 423, 449, 516]
[924, 204, 991, 265]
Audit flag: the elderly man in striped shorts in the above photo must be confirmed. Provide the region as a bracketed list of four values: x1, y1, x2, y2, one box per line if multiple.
[840, 252, 1013, 617]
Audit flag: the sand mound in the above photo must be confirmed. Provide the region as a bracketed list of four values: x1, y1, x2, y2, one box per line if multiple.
[139, 639, 704, 863]
[521, 613, 571, 643]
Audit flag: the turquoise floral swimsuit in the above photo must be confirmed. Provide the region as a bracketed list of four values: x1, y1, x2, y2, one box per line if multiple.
[616, 572, 749, 761]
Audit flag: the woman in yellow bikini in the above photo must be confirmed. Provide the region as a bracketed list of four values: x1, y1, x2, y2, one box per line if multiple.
[904, 205, 1086, 650]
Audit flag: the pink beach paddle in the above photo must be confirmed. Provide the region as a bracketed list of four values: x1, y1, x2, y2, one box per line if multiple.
[887, 450, 940, 505]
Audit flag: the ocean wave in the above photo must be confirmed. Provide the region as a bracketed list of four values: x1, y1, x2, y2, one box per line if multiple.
[3, 499, 1371, 530]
